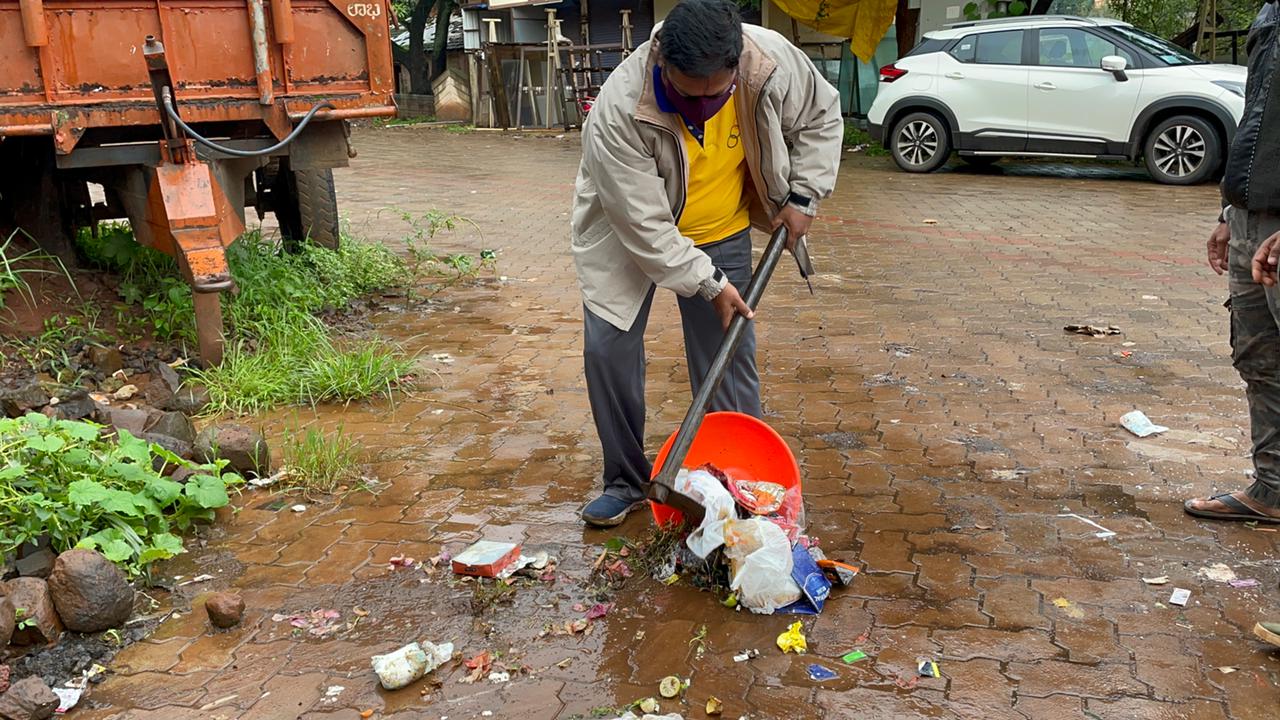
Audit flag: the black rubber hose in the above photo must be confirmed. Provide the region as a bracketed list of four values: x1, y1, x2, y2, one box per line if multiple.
[160, 88, 335, 158]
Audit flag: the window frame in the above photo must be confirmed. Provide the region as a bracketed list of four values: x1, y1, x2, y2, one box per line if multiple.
[947, 29, 1034, 67]
[1030, 27, 1146, 70]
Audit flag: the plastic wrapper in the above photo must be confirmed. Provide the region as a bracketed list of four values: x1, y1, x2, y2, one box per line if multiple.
[371, 640, 454, 690]
[675, 468, 738, 558]
[722, 517, 802, 613]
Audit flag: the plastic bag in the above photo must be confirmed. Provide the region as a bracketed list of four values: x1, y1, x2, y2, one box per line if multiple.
[722, 518, 802, 614]
[675, 468, 738, 559]
[371, 640, 454, 690]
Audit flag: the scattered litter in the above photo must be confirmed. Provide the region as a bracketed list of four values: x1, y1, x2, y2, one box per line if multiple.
[431, 353, 455, 364]
[177, 574, 215, 586]
[290, 504, 307, 513]
[807, 664, 837, 681]
[1142, 576, 1170, 585]
[462, 651, 494, 683]
[1052, 597, 1085, 619]
[1057, 513, 1116, 539]
[488, 671, 510, 683]
[1120, 410, 1168, 438]
[388, 554, 416, 570]
[112, 384, 138, 401]
[917, 658, 941, 678]
[1142, 295, 1160, 301]
[1169, 588, 1192, 606]
[248, 469, 287, 488]
[324, 686, 345, 698]
[638, 697, 661, 714]
[733, 649, 760, 663]
[1064, 324, 1121, 337]
[776, 621, 807, 654]
[1218, 666, 1238, 674]
[452, 540, 522, 578]
[1198, 563, 1238, 583]
[1122, 341, 1136, 347]
[658, 676, 682, 698]
[1229, 578, 1261, 588]
[53, 687, 82, 713]
[706, 696, 723, 715]
[585, 603, 613, 620]
[725, 518, 802, 613]
[841, 650, 868, 663]
[496, 553, 539, 579]
[674, 468, 738, 558]
[371, 641, 454, 690]
[922, 218, 938, 225]
[273, 609, 342, 637]
[360, 711, 374, 719]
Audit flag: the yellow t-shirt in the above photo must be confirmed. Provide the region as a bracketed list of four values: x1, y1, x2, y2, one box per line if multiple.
[676, 95, 751, 246]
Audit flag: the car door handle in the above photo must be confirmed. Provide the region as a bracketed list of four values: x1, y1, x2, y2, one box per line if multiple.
[1034, 81, 1056, 90]
[945, 72, 965, 79]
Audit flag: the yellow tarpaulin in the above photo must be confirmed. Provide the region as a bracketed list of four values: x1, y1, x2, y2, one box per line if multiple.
[772, 0, 898, 62]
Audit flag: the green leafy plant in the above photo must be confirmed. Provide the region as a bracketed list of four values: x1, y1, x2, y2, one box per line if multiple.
[13, 607, 35, 631]
[843, 123, 890, 158]
[397, 210, 496, 303]
[0, 413, 242, 577]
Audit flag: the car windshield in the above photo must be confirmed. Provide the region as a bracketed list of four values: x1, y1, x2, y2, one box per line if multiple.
[1102, 25, 1207, 65]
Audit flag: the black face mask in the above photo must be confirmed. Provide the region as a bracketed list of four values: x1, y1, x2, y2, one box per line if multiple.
[662, 69, 736, 125]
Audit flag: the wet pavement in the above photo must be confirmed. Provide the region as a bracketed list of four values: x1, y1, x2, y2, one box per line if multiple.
[77, 128, 1278, 719]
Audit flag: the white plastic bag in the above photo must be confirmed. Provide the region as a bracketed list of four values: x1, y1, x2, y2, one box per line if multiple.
[675, 468, 738, 559]
[371, 640, 454, 690]
[722, 517, 802, 614]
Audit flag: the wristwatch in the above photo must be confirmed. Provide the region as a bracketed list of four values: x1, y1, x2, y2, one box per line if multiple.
[698, 268, 728, 301]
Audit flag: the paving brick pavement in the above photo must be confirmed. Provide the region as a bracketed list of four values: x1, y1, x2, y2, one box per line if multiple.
[74, 127, 1278, 719]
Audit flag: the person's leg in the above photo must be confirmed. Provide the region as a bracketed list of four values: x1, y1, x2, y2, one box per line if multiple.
[582, 286, 656, 526]
[1186, 210, 1280, 521]
[675, 229, 762, 418]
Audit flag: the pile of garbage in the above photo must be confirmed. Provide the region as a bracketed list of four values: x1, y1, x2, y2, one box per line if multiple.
[655, 464, 856, 615]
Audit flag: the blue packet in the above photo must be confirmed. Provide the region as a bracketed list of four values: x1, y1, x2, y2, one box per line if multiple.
[780, 543, 832, 615]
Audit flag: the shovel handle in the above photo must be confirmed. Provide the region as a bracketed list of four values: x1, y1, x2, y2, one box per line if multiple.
[650, 226, 790, 494]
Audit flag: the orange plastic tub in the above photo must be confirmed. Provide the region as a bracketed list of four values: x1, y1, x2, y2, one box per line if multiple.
[649, 411, 802, 527]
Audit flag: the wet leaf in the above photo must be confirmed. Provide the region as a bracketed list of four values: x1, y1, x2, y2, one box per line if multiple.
[706, 696, 723, 716]
[585, 603, 612, 620]
[352, 606, 370, 617]
[604, 537, 626, 552]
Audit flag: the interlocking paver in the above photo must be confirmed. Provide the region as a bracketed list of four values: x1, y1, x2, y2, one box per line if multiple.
[67, 128, 1280, 719]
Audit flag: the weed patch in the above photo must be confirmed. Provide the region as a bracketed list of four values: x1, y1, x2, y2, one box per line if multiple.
[844, 122, 889, 158]
[279, 424, 367, 496]
[0, 413, 241, 577]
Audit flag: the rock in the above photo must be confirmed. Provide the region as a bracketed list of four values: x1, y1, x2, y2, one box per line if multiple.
[0, 596, 15, 648]
[46, 549, 134, 633]
[106, 407, 150, 437]
[2, 577, 61, 645]
[153, 361, 182, 392]
[0, 676, 60, 720]
[86, 346, 123, 376]
[204, 592, 245, 629]
[0, 664, 10, 694]
[14, 548, 55, 579]
[137, 432, 194, 475]
[51, 390, 95, 422]
[0, 383, 48, 418]
[144, 411, 196, 445]
[195, 424, 271, 477]
[161, 385, 210, 415]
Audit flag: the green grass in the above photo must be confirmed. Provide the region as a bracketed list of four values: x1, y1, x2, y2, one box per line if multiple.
[0, 230, 71, 312]
[843, 122, 890, 158]
[280, 423, 365, 496]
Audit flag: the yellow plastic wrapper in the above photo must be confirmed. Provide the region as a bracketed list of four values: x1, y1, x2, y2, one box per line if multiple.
[771, 0, 898, 62]
[776, 621, 808, 654]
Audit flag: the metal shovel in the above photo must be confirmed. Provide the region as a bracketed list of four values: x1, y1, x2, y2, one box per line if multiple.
[647, 225, 795, 526]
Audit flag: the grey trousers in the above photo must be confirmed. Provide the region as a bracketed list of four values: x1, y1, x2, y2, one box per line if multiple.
[1228, 207, 1280, 509]
[583, 229, 762, 504]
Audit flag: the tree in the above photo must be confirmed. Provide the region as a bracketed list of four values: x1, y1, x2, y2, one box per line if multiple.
[391, 0, 457, 94]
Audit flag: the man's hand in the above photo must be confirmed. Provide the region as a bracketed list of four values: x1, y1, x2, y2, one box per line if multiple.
[772, 205, 813, 251]
[1207, 221, 1230, 275]
[1252, 231, 1280, 286]
[711, 281, 754, 330]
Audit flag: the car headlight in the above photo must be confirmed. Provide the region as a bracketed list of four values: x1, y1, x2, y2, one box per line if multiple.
[1212, 80, 1246, 97]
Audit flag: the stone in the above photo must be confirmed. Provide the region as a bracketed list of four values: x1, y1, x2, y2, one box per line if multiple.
[14, 548, 55, 579]
[0, 676, 60, 720]
[204, 592, 245, 629]
[86, 346, 123, 376]
[144, 411, 196, 445]
[161, 385, 210, 416]
[0, 383, 48, 418]
[106, 407, 151, 437]
[45, 549, 134, 633]
[195, 423, 271, 477]
[2, 577, 61, 645]
[51, 389, 95, 422]
[143, 361, 182, 408]
[0, 664, 10, 694]
[0, 596, 15, 648]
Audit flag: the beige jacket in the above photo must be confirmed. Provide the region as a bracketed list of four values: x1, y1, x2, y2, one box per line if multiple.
[570, 24, 843, 332]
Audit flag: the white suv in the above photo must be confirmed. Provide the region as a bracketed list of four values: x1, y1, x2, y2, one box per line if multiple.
[867, 16, 1247, 185]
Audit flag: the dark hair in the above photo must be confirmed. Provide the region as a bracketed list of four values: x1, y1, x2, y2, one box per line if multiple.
[659, 0, 743, 78]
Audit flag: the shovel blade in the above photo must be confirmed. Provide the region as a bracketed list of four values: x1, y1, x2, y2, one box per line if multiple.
[646, 478, 707, 527]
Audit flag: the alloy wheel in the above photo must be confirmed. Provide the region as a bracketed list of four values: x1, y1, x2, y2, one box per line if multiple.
[896, 120, 939, 167]
[1152, 124, 1206, 179]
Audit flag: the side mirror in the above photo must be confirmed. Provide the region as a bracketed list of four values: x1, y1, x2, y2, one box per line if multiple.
[1101, 55, 1129, 82]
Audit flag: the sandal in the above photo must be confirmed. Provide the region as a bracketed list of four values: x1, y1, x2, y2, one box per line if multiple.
[1183, 493, 1280, 524]
[1255, 622, 1280, 649]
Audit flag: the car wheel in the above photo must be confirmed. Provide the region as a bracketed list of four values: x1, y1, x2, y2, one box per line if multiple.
[890, 112, 951, 173]
[961, 155, 1001, 167]
[1144, 115, 1221, 185]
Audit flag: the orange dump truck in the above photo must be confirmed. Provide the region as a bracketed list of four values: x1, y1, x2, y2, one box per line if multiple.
[0, 0, 396, 362]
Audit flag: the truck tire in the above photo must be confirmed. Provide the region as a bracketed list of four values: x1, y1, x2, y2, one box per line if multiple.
[270, 161, 340, 251]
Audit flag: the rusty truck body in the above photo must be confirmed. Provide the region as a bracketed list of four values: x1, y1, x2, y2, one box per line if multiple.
[0, 0, 396, 362]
